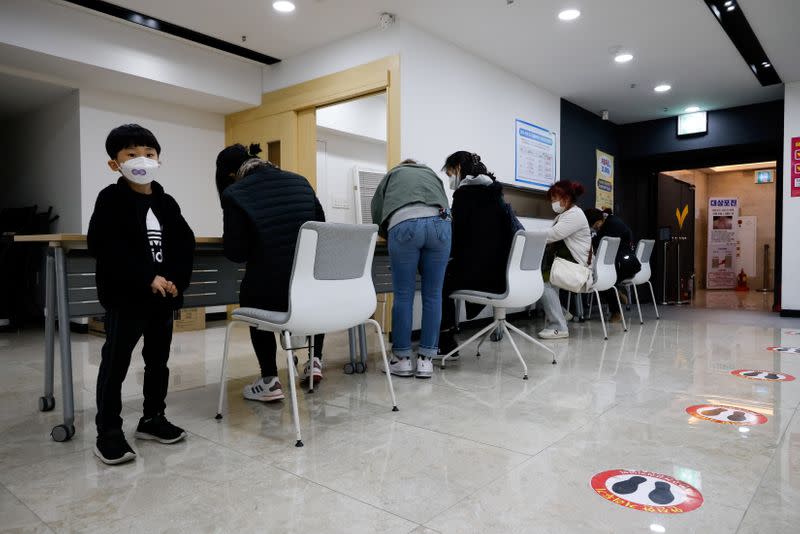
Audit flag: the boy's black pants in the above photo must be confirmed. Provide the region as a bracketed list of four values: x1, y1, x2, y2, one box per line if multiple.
[96, 308, 173, 435]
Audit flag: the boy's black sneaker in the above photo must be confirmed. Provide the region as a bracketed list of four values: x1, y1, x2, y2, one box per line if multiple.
[94, 429, 137, 465]
[135, 414, 187, 444]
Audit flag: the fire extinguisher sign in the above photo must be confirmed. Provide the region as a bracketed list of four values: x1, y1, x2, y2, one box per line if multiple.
[792, 137, 800, 198]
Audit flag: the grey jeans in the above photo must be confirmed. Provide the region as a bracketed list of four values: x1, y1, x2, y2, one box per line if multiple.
[541, 283, 568, 332]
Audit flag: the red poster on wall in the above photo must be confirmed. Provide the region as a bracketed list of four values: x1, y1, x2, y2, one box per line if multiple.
[792, 137, 800, 197]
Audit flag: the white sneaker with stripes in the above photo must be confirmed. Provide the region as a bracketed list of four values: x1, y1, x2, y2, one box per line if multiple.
[243, 376, 285, 402]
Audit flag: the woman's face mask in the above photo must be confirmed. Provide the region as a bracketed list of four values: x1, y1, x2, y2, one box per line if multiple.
[448, 173, 459, 190]
[551, 199, 566, 214]
[117, 156, 161, 185]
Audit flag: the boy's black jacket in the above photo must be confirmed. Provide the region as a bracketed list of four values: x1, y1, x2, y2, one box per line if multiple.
[88, 178, 196, 312]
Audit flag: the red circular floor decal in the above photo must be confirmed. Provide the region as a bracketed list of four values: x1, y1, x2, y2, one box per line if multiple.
[731, 369, 795, 382]
[686, 404, 768, 425]
[766, 346, 800, 354]
[591, 469, 703, 514]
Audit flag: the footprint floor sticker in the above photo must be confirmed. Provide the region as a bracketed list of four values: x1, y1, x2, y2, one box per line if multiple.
[731, 369, 795, 382]
[686, 404, 768, 425]
[766, 346, 800, 354]
[591, 469, 703, 513]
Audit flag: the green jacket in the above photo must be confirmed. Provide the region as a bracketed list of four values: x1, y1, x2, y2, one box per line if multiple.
[370, 163, 449, 237]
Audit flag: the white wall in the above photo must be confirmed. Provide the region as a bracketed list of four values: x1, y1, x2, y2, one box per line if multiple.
[263, 21, 561, 186]
[316, 130, 386, 224]
[782, 82, 800, 311]
[317, 93, 387, 142]
[0, 91, 82, 233]
[0, 0, 262, 110]
[79, 89, 225, 236]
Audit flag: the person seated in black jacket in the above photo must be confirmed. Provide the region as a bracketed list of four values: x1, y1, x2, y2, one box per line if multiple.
[438, 151, 521, 355]
[215, 144, 326, 403]
[88, 124, 196, 465]
[584, 208, 640, 321]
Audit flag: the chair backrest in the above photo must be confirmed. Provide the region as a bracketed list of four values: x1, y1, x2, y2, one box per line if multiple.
[633, 239, 655, 284]
[285, 222, 378, 334]
[592, 237, 620, 291]
[502, 230, 548, 308]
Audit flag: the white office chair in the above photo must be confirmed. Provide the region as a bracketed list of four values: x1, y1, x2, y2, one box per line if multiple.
[620, 239, 660, 324]
[585, 237, 628, 340]
[215, 222, 398, 447]
[440, 230, 556, 379]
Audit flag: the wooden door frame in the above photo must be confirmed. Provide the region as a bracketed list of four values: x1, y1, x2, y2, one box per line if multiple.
[225, 55, 400, 190]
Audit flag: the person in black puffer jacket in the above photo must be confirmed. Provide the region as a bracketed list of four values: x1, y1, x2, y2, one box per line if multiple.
[215, 144, 326, 403]
[438, 151, 521, 355]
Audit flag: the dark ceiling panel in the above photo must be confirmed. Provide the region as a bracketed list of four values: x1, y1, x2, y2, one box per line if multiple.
[703, 0, 782, 86]
[62, 0, 281, 65]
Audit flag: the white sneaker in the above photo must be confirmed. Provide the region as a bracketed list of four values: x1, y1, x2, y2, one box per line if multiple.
[384, 357, 414, 377]
[538, 329, 569, 340]
[243, 376, 285, 402]
[415, 356, 433, 379]
[301, 357, 323, 384]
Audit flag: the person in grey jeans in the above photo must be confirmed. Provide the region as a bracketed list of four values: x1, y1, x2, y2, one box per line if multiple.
[371, 160, 451, 379]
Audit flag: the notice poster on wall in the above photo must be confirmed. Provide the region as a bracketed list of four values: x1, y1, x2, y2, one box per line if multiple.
[514, 119, 556, 190]
[792, 136, 800, 197]
[707, 197, 740, 289]
[595, 150, 614, 210]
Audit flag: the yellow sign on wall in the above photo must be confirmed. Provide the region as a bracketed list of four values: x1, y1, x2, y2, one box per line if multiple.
[595, 149, 614, 210]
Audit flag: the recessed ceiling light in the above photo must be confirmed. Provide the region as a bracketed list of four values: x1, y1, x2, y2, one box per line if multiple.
[273, 1, 295, 13]
[724, 0, 734, 6]
[558, 9, 581, 21]
[614, 53, 634, 63]
[727, 4, 736, 11]
[654, 84, 672, 93]
[762, 61, 771, 68]
[685, 106, 700, 113]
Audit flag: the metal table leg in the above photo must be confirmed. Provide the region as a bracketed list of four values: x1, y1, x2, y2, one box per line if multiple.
[51, 247, 75, 442]
[39, 250, 56, 413]
[344, 327, 357, 374]
[356, 323, 368, 373]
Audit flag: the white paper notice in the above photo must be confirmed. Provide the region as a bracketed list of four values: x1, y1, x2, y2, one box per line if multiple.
[515, 119, 556, 190]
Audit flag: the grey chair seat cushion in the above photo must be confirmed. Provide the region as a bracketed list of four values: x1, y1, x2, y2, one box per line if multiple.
[232, 307, 290, 326]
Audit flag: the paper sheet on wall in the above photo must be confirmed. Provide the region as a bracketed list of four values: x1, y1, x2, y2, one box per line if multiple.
[514, 119, 556, 190]
[707, 197, 739, 289]
[595, 150, 614, 210]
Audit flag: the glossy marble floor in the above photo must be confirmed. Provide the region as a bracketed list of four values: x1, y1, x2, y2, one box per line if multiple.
[1, 306, 799, 533]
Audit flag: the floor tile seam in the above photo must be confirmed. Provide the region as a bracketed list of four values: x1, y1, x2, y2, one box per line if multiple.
[2, 481, 54, 532]
[268, 463, 422, 526]
[735, 404, 800, 533]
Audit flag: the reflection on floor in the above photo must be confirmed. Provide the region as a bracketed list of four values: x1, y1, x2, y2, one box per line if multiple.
[691, 289, 775, 312]
[1, 307, 799, 532]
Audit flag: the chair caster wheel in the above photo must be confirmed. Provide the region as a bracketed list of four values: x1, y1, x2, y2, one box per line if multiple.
[215, 413, 223, 420]
[39, 396, 55, 412]
[552, 360, 557, 365]
[51, 424, 75, 442]
[355, 362, 366, 374]
[476, 352, 481, 358]
[295, 440, 304, 448]
[392, 406, 399, 412]
[523, 375, 529, 380]
[343, 363, 355, 375]
[490, 332, 502, 342]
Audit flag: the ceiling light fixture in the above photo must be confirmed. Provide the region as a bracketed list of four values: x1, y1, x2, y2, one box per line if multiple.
[615, 53, 634, 63]
[654, 84, 672, 93]
[727, 4, 736, 11]
[558, 9, 581, 21]
[272, 1, 295, 13]
[685, 106, 700, 112]
[724, 0, 734, 6]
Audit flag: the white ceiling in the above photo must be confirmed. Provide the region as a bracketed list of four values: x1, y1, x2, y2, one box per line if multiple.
[109, 0, 799, 123]
[0, 70, 73, 119]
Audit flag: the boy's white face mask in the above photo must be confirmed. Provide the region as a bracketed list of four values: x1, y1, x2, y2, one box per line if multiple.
[118, 157, 160, 185]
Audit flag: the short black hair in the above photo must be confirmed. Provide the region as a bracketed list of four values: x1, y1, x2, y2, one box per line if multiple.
[105, 124, 161, 159]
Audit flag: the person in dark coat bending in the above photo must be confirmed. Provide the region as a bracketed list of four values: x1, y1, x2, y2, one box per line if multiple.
[215, 144, 326, 403]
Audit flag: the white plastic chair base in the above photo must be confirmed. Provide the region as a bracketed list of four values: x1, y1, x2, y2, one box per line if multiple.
[440, 315, 557, 379]
[215, 318, 398, 447]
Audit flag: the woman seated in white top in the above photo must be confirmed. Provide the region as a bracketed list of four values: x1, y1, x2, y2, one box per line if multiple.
[539, 180, 591, 339]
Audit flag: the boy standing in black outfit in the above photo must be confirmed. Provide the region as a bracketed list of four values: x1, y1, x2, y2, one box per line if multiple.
[88, 124, 195, 465]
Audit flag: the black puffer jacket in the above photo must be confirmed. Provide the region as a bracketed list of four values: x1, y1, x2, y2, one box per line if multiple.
[221, 165, 325, 309]
[449, 180, 516, 295]
[88, 178, 195, 312]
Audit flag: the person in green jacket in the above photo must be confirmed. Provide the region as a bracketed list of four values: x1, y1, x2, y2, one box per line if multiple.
[371, 160, 451, 379]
